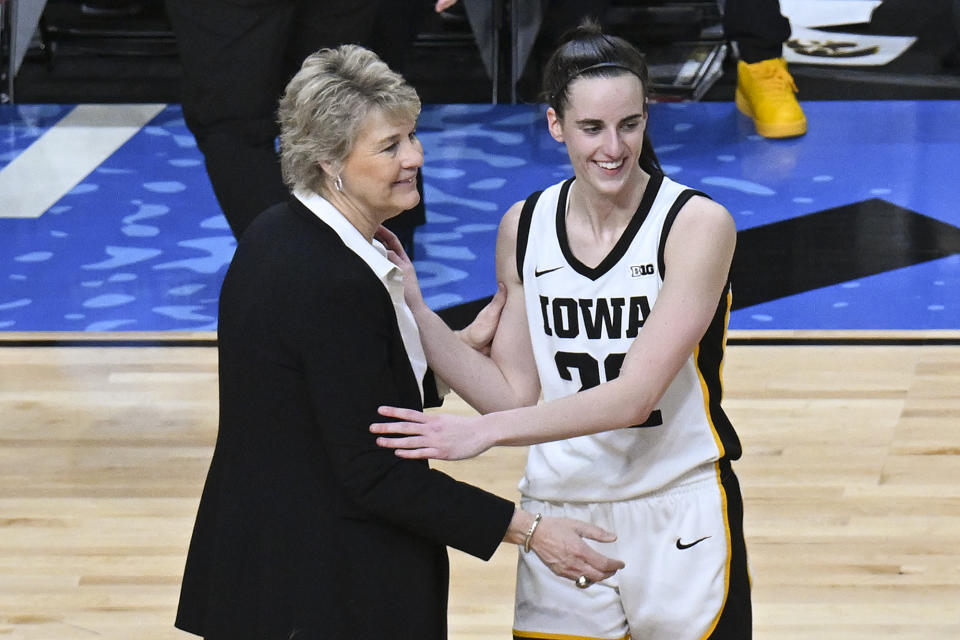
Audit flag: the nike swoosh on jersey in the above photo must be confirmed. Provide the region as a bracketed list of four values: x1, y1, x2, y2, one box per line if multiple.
[534, 266, 564, 277]
[675, 536, 711, 550]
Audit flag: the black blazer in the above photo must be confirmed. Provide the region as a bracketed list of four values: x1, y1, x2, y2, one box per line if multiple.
[175, 197, 515, 640]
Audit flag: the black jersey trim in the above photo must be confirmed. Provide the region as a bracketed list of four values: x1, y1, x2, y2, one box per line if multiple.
[656, 189, 711, 279]
[557, 172, 665, 281]
[516, 189, 544, 283]
[697, 284, 740, 461]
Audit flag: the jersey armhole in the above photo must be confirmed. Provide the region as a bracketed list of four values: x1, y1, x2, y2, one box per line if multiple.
[657, 189, 711, 278]
[516, 190, 543, 283]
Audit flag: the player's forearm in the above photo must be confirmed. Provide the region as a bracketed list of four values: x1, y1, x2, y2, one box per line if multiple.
[410, 303, 534, 413]
[484, 374, 660, 447]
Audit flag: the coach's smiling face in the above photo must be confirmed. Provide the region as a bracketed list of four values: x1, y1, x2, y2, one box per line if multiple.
[324, 107, 423, 237]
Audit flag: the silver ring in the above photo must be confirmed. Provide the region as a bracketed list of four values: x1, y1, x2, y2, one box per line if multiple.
[575, 575, 592, 589]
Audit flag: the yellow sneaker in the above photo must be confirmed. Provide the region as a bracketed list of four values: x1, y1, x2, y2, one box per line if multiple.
[735, 58, 807, 138]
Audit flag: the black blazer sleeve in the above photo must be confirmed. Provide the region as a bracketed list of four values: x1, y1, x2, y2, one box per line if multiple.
[422, 370, 444, 409]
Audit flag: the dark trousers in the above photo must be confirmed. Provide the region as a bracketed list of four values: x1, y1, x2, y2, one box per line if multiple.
[165, 0, 425, 244]
[722, 0, 791, 63]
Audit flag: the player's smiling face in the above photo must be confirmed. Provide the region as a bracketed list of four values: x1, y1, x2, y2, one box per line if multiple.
[547, 73, 648, 197]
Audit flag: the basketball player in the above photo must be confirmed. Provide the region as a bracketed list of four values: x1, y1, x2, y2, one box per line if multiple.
[372, 21, 751, 640]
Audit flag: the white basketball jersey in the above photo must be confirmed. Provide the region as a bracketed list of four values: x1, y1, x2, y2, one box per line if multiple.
[516, 174, 740, 502]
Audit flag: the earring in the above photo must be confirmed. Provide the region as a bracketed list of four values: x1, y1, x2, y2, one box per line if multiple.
[335, 174, 343, 192]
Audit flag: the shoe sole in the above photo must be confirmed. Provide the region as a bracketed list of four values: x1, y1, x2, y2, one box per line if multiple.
[735, 89, 807, 138]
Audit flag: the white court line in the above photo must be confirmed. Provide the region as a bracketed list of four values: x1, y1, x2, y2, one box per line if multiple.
[0, 103, 167, 219]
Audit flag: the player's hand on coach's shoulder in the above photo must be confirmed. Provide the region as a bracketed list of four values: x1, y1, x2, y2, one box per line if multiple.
[375, 224, 506, 356]
[375, 224, 424, 311]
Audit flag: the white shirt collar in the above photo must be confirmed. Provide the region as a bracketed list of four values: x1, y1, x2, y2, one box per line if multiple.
[294, 190, 396, 280]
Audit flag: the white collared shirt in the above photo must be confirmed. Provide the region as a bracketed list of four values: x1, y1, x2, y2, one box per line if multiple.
[295, 191, 428, 402]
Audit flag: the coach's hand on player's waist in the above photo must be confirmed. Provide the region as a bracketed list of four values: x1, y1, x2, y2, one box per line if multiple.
[531, 516, 625, 585]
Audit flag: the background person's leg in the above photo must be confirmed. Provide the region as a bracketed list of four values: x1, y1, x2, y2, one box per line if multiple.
[167, 0, 387, 238]
[722, 0, 806, 138]
[166, 0, 297, 238]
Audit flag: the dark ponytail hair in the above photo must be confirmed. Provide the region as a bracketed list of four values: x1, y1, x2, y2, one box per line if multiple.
[541, 19, 661, 174]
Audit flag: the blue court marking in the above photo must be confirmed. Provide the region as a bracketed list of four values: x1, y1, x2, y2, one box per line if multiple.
[737, 254, 959, 329]
[0, 101, 958, 331]
[1, 104, 228, 331]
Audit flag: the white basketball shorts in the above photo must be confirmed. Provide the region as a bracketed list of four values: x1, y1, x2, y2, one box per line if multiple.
[513, 461, 751, 640]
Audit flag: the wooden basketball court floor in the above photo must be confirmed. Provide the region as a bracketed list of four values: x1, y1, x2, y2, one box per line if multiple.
[1, 331, 958, 639]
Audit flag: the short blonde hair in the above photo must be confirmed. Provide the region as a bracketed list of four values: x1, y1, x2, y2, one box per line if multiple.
[278, 45, 421, 196]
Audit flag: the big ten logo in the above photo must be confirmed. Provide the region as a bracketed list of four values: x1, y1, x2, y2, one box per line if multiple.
[629, 264, 655, 278]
